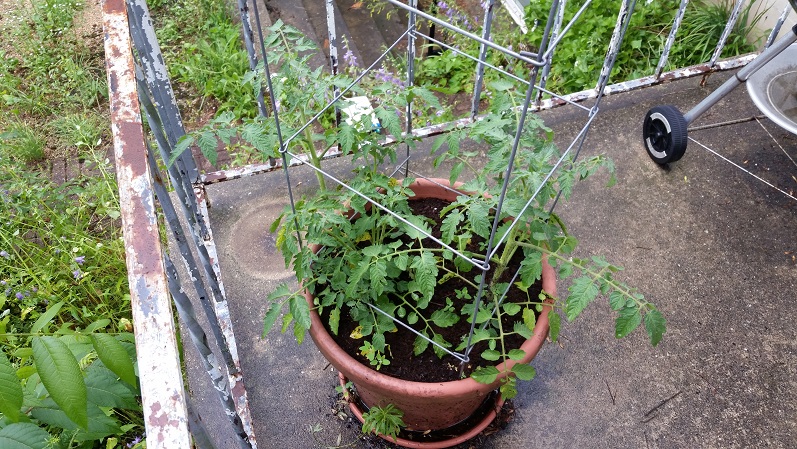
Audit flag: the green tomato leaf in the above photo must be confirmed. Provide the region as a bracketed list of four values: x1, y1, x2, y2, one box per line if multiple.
[548, 310, 561, 343]
[522, 307, 536, 331]
[289, 296, 312, 333]
[511, 363, 536, 381]
[262, 301, 283, 337]
[644, 309, 666, 346]
[502, 303, 521, 316]
[481, 349, 500, 361]
[566, 276, 599, 321]
[32, 336, 88, 429]
[471, 366, 500, 384]
[413, 333, 430, 356]
[507, 349, 526, 361]
[608, 291, 625, 311]
[0, 351, 22, 422]
[329, 308, 340, 336]
[615, 307, 642, 339]
[430, 309, 459, 328]
[90, 334, 137, 387]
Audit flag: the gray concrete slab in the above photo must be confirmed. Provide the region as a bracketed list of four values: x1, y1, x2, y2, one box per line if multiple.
[191, 70, 797, 448]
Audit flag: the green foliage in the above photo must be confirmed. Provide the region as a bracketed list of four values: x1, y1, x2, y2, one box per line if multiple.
[361, 404, 405, 442]
[0, 153, 143, 445]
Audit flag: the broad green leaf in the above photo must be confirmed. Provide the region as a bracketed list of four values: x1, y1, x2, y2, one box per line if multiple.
[0, 422, 50, 449]
[267, 284, 293, 302]
[548, 310, 561, 342]
[481, 349, 500, 361]
[502, 303, 521, 316]
[369, 259, 387, 299]
[449, 161, 464, 185]
[262, 302, 283, 337]
[565, 277, 599, 321]
[32, 336, 88, 429]
[0, 351, 22, 422]
[511, 363, 536, 381]
[413, 333, 430, 356]
[471, 366, 500, 384]
[90, 334, 137, 387]
[644, 309, 666, 346]
[329, 308, 340, 336]
[513, 321, 533, 340]
[403, 215, 432, 241]
[440, 209, 464, 244]
[289, 296, 311, 331]
[608, 291, 625, 311]
[411, 252, 438, 307]
[29, 301, 63, 335]
[522, 308, 536, 331]
[615, 307, 642, 339]
[466, 200, 491, 238]
[84, 364, 138, 409]
[431, 334, 450, 359]
[430, 309, 459, 328]
[293, 321, 307, 345]
[507, 349, 526, 361]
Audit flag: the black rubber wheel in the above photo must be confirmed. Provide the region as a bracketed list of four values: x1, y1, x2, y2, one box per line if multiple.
[642, 105, 688, 165]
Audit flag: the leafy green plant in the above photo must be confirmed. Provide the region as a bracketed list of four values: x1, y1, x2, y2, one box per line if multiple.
[362, 404, 405, 442]
[0, 152, 143, 448]
[264, 79, 663, 401]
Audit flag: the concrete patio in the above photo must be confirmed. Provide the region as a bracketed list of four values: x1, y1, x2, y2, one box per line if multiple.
[185, 69, 797, 448]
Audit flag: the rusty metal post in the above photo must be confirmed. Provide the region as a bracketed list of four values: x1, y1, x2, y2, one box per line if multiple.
[101, 0, 191, 447]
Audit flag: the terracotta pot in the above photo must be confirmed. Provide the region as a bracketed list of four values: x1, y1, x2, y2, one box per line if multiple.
[305, 178, 556, 446]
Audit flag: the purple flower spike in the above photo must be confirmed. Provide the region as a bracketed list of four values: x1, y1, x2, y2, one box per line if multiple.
[0, 250, 8, 258]
[75, 256, 85, 265]
[15, 292, 24, 300]
[73, 270, 81, 280]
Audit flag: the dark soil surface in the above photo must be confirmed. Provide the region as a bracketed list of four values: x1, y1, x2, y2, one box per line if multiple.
[324, 197, 542, 383]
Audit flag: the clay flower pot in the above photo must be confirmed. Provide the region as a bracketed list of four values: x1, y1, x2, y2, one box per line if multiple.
[305, 178, 556, 448]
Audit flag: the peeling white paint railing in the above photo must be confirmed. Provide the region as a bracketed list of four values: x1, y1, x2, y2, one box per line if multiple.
[103, 0, 257, 447]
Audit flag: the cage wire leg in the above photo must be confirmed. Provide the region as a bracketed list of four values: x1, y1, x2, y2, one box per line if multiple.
[535, 0, 567, 105]
[404, 0, 418, 177]
[548, 0, 636, 213]
[236, 0, 268, 117]
[460, 0, 560, 369]
[470, 0, 496, 118]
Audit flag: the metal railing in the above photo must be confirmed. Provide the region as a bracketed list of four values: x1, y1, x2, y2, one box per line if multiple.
[102, 0, 792, 447]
